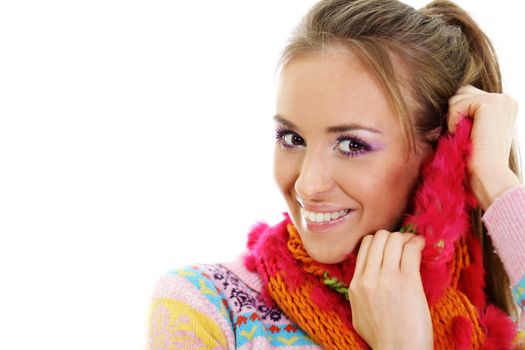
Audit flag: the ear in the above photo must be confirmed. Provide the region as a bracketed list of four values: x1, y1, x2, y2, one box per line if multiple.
[424, 125, 445, 144]
[415, 125, 443, 160]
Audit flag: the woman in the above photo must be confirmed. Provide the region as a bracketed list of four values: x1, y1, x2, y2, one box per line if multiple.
[148, 0, 525, 348]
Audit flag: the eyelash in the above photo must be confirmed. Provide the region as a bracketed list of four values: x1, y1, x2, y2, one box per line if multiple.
[274, 126, 372, 158]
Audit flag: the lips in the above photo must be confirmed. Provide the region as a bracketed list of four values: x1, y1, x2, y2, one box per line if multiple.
[299, 207, 353, 233]
[295, 199, 355, 232]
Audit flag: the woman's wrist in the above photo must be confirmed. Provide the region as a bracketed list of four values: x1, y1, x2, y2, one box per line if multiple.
[472, 167, 521, 210]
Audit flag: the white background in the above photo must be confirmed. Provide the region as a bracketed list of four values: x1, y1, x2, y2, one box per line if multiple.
[0, 1, 523, 349]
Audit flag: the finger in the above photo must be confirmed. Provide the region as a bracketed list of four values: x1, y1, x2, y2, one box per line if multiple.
[457, 84, 486, 95]
[381, 232, 415, 272]
[447, 86, 488, 133]
[362, 230, 390, 275]
[353, 234, 373, 280]
[446, 110, 466, 134]
[400, 235, 426, 275]
[447, 93, 471, 108]
[447, 95, 481, 133]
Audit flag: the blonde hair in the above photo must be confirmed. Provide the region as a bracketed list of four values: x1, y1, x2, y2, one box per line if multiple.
[278, 0, 522, 329]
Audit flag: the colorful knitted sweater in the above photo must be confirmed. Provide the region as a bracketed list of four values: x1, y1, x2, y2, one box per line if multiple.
[148, 185, 525, 349]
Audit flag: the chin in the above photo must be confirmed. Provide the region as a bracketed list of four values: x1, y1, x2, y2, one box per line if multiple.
[305, 245, 348, 264]
[291, 221, 356, 265]
[313, 256, 345, 264]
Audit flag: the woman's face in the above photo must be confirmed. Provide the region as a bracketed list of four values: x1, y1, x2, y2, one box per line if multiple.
[274, 49, 432, 264]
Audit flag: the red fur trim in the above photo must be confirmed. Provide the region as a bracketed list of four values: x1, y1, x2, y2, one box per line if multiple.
[244, 220, 271, 272]
[243, 253, 257, 273]
[458, 234, 487, 310]
[310, 285, 339, 311]
[403, 118, 474, 304]
[246, 221, 270, 250]
[452, 316, 474, 350]
[479, 305, 517, 350]
[309, 286, 354, 329]
[249, 215, 309, 290]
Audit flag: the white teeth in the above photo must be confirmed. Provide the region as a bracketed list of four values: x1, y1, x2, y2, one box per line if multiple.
[307, 211, 316, 221]
[300, 207, 350, 223]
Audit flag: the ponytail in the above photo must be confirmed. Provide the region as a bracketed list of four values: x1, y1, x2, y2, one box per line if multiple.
[420, 0, 502, 92]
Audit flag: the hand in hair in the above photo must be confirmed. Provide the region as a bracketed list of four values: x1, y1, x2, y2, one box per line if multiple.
[348, 230, 433, 350]
[447, 85, 521, 210]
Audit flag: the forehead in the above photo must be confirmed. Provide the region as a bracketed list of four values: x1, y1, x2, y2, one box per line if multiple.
[276, 49, 402, 134]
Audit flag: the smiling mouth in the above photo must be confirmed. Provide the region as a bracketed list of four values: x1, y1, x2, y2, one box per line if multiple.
[300, 207, 351, 223]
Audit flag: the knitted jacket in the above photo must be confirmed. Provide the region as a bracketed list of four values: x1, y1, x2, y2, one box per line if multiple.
[148, 185, 525, 349]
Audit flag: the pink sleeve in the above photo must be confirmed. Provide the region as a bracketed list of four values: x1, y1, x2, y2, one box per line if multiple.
[482, 185, 525, 286]
[481, 185, 525, 331]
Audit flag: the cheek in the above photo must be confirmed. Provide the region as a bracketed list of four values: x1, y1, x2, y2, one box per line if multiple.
[335, 162, 384, 200]
[273, 148, 298, 195]
[377, 161, 422, 214]
[336, 160, 422, 226]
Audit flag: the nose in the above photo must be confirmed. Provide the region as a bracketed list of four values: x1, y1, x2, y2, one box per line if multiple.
[294, 146, 335, 201]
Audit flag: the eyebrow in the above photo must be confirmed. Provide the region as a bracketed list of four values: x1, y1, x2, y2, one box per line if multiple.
[273, 114, 383, 135]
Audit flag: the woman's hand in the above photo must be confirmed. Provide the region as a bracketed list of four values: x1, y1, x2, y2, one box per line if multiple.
[348, 230, 433, 350]
[447, 85, 521, 210]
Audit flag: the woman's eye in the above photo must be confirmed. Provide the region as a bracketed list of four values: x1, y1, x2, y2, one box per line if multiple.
[338, 139, 362, 152]
[283, 133, 304, 146]
[336, 137, 371, 157]
[275, 127, 304, 149]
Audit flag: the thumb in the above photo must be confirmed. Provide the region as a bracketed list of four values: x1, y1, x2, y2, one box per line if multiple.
[400, 235, 425, 274]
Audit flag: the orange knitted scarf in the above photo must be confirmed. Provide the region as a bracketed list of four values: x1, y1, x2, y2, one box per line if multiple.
[284, 221, 485, 349]
[244, 119, 519, 349]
